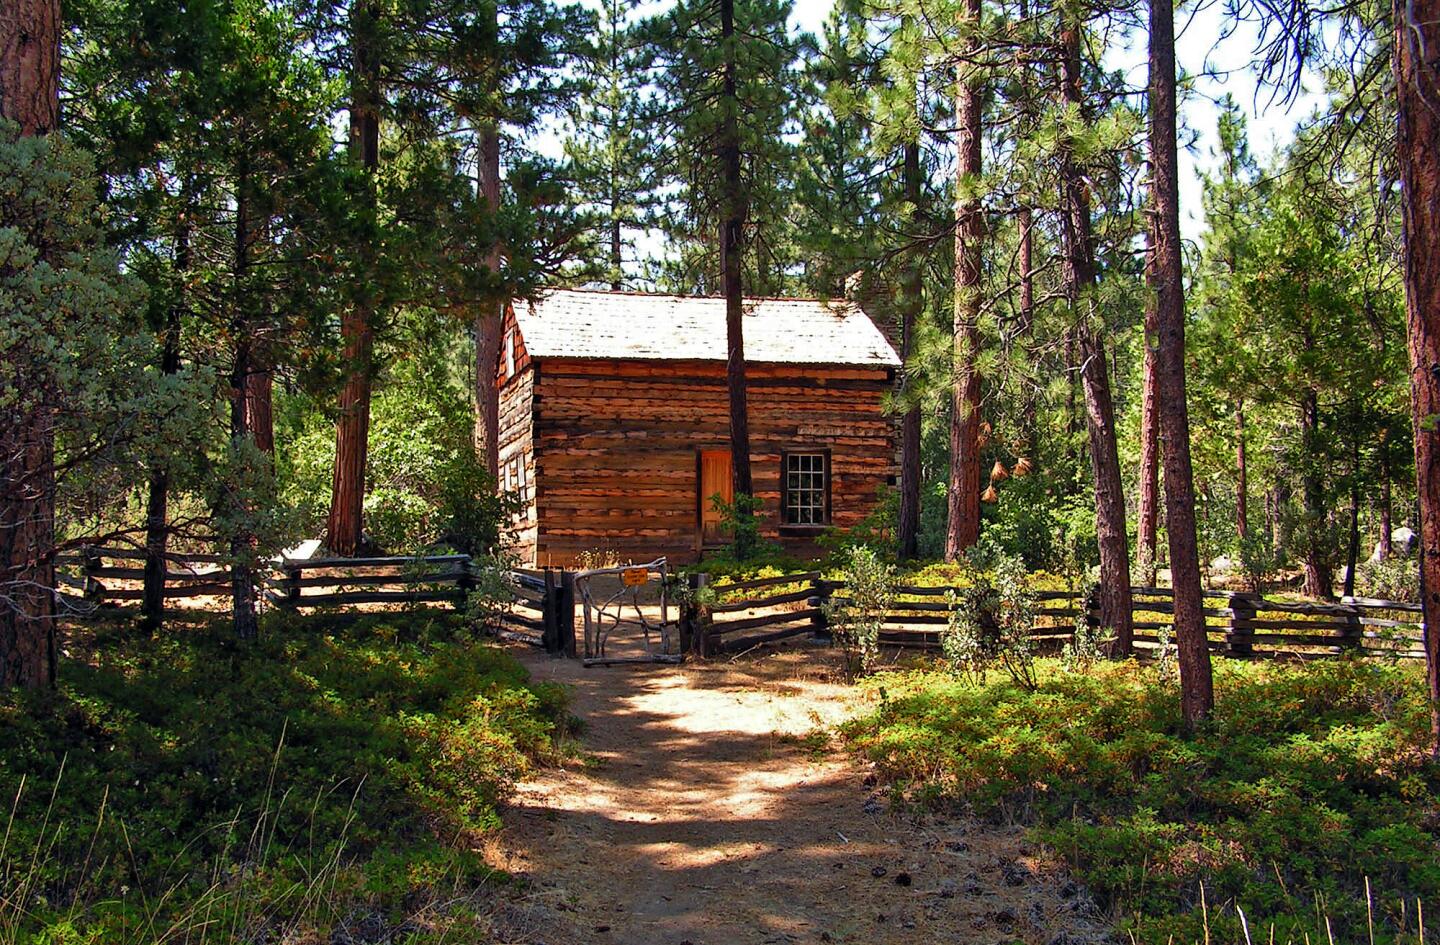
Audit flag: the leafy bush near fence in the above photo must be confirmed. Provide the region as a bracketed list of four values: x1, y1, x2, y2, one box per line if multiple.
[0, 611, 569, 943]
[842, 658, 1440, 944]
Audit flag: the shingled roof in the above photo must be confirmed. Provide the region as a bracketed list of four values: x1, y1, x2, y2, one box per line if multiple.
[511, 288, 901, 368]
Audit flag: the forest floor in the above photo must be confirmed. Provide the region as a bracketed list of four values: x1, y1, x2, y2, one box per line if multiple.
[483, 643, 1110, 945]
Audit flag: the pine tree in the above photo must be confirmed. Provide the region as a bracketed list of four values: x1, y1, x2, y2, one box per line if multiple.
[1056, 14, 1132, 652]
[1148, 0, 1214, 724]
[326, 0, 382, 556]
[0, 0, 62, 686]
[647, 0, 803, 545]
[565, 0, 662, 289]
[945, 0, 984, 562]
[1394, 0, 1440, 755]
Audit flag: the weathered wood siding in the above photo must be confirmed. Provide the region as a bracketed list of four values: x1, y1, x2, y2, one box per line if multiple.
[528, 357, 895, 566]
[496, 306, 538, 562]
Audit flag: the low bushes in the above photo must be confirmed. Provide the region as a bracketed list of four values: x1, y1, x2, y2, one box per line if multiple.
[841, 658, 1440, 943]
[0, 611, 569, 943]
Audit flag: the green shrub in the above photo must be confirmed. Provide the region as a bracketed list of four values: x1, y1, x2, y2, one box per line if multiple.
[941, 551, 1039, 689]
[0, 611, 568, 942]
[824, 546, 896, 680]
[841, 658, 1440, 943]
[1237, 529, 1280, 592]
[1358, 554, 1420, 603]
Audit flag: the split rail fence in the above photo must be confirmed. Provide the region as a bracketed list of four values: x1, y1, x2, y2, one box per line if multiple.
[57, 548, 233, 607]
[58, 546, 576, 655]
[54, 549, 1427, 663]
[683, 574, 1428, 661]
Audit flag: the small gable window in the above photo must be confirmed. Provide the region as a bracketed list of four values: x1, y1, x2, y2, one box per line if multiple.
[781, 451, 829, 526]
[504, 328, 516, 378]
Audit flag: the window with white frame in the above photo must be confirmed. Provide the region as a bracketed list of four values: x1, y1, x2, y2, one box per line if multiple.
[782, 451, 828, 525]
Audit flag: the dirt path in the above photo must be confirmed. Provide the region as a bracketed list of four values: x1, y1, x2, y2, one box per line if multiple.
[487, 644, 1107, 945]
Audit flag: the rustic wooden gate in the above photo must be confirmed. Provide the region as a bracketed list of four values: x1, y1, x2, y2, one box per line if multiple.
[574, 558, 682, 666]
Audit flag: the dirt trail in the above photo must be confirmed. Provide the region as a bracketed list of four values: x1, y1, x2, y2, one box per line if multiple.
[488, 644, 1107, 945]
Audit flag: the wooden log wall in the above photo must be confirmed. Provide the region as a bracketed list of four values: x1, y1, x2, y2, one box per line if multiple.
[529, 358, 896, 566]
[497, 306, 538, 563]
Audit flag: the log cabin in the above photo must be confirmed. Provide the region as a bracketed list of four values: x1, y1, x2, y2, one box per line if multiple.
[495, 288, 900, 566]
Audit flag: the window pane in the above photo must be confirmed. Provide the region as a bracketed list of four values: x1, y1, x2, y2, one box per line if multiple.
[783, 452, 826, 525]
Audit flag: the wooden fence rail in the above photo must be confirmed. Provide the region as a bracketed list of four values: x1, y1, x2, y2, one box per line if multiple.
[57, 548, 236, 605]
[53, 550, 1427, 665]
[59, 547, 577, 655]
[684, 572, 1427, 662]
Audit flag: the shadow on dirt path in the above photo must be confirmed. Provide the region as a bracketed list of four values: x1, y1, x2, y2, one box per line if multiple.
[487, 644, 1108, 945]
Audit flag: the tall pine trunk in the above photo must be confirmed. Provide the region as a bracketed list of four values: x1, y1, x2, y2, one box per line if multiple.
[230, 165, 259, 641]
[0, 0, 61, 688]
[945, 0, 983, 562]
[1017, 207, 1037, 445]
[1235, 399, 1248, 539]
[473, 121, 503, 476]
[607, 21, 623, 292]
[142, 189, 191, 632]
[1379, 445, 1393, 560]
[1059, 20, 1132, 653]
[719, 0, 753, 507]
[898, 141, 923, 561]
[1394, 0, 1440, 756]
[1344, 434, 1360, 598]
[246, 359, 274, 455]
[1137, 260, 1161, 586]
[1299, 389, 1333, 598]
[1149, 0, 1213, 724]
[327, 2, 380, 555]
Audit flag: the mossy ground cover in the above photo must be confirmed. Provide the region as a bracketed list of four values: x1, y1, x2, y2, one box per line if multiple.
[841, 657, 1440, 943]
[0, 609, 570, 944]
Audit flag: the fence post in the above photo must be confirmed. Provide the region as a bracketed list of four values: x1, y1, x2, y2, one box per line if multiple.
[81, 546, 105, 604]
[1080, 583, 1099, 646]
[1338, 596, 1364, 652]
[541, 569, 561, 655]
[283, 562, 302, 608]
[810, 577, 833, 643]
[454, 554, 474, 610]
[678, 573, 695, 654]
[1228, 592, 1255, 657]
[558, 570, 577, 658]
[685, 572, 710, 658]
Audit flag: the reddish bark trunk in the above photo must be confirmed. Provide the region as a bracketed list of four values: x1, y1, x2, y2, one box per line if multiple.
[326, 3, 380, 556]
[245, 364, 274, 456]
[1395, 0, 1440, 756]
[898, 141, 923, 560]
[1299, 389, 1333, 599]
[1149, 0, 1213, 724]
[1058, 21, 1132, 653]
[945, 0, 983, 562]
[0, 0, 60, 688]
[1235, 400, 1248, 540]
[0, 0, 59, 136]
[474, 121, 503, 477]
[1379, 447, 1393, 560]
[1137, 261, 1161, 586]
[1017, 207, 1038, 445]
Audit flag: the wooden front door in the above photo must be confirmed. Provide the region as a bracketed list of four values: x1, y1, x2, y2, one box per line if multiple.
[698, 450, 733, 545]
